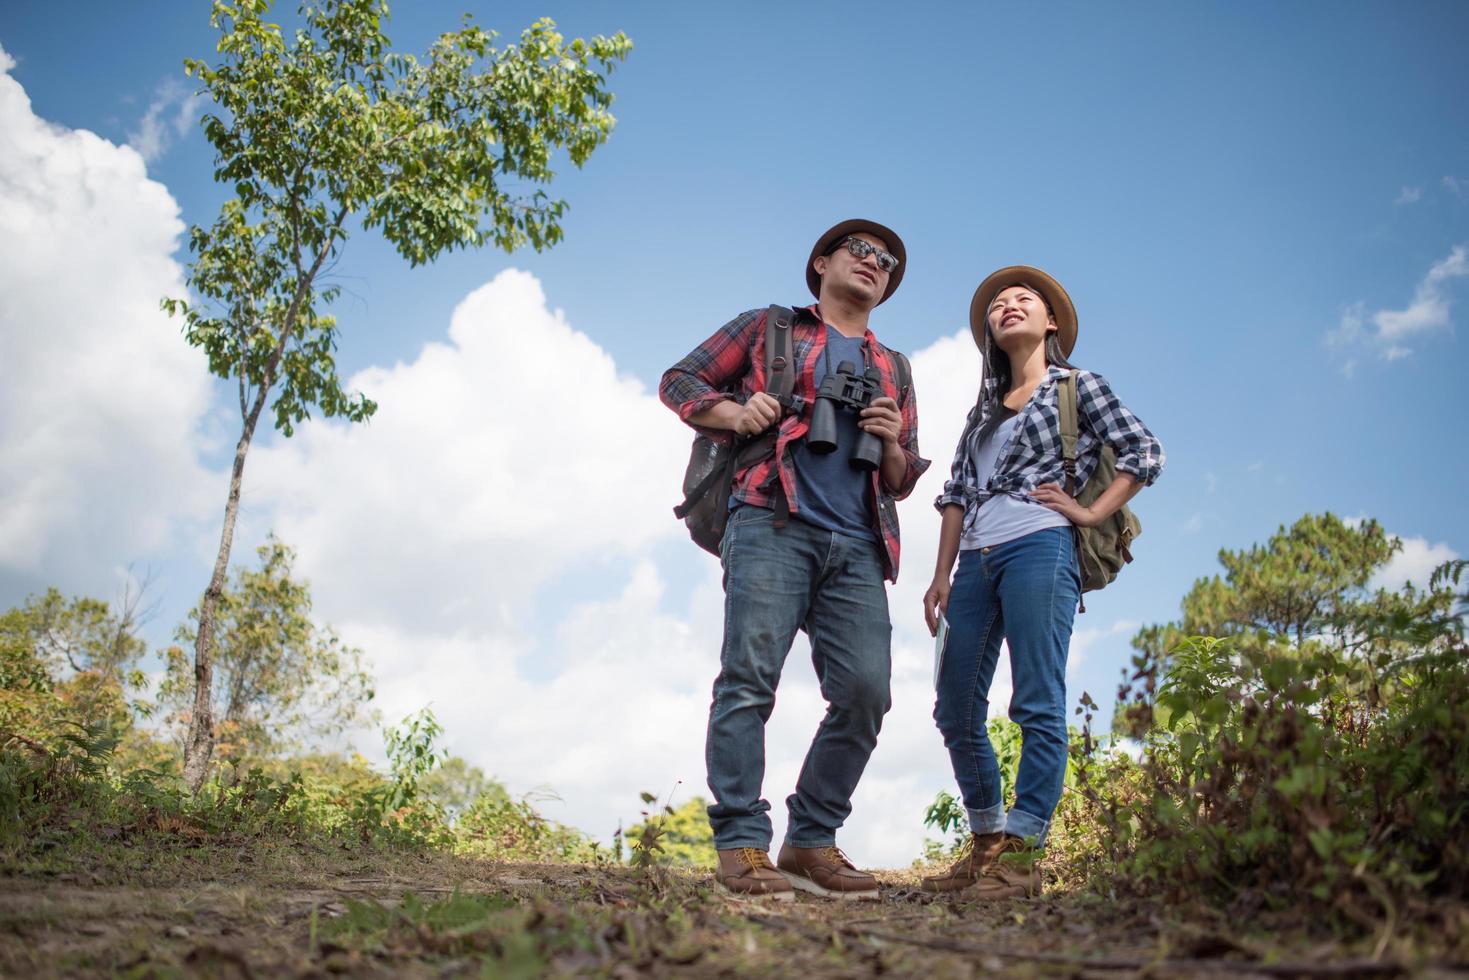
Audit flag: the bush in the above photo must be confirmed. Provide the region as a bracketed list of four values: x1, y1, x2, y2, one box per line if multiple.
[1068, 631, 1469, 923]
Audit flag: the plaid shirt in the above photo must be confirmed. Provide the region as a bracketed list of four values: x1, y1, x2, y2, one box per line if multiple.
[935, 366, 1164, 532]
[661, 304, 930, 582]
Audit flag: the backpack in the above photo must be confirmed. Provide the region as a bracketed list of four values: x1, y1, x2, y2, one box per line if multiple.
[673, 305, 913, 556]
[1057, 368, 1141, 607]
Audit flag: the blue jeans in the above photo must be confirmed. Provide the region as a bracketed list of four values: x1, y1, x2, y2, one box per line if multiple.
[933, 527, 1079, 846]
[706, 506, 892, 850]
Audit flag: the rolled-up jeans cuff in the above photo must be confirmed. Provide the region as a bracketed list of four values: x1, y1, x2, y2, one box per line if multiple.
[967, 802, 1006, 835]
[1004, 807, 1050, 847]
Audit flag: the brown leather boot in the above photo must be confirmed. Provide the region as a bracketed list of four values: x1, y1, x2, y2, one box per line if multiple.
[775, 843, 880, 901]
[971, 834, 1042, 899]
[920, 831, 1007, 893]
[715, 848, 794, 900]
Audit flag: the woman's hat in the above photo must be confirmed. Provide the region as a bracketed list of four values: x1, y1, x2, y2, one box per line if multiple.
[807, 218, 907, 305]
[969, 265, 1078, 356]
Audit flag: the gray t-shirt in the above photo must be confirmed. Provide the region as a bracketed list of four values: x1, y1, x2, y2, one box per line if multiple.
[959, 414, 1070, 550]
[789, 328, 876, 542]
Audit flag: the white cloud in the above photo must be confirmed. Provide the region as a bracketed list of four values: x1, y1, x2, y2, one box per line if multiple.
[247, 269, 690, 635]
[241, 287, 1138, 866]
[1373, 245, 1467, 342]
[1395, 186, 1422, 205]
[1329, 246, 1468, 369]
[0, 55, 1150, 864]
[0, 44, 215, 595]
[1445, 176, 1468, 202]
[126, 77, 200, 163]
[1371, 536, 1459, 592]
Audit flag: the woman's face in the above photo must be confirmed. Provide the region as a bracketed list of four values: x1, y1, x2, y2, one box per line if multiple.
[986, 284, 1056, 353]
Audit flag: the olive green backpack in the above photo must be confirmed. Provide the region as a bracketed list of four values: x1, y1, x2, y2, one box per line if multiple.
[1057, 369, 1141, 609]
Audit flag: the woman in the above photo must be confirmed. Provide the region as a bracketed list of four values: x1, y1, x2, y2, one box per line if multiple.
[920, 266, 1164, 898]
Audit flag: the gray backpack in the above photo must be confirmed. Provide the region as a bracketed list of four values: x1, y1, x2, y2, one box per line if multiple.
[673, 306, 799, 555]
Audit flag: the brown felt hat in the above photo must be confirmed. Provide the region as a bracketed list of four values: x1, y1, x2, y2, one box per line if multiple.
[969, 265, 1078, 357]
[806, 218, 906, 306]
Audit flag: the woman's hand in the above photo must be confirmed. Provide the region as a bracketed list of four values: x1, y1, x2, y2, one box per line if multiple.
[1028, 482, 1099, 527]
[923, 576, 951, 637]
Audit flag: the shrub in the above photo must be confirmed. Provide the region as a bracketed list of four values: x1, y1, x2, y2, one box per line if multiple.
[1069, 630, 1469, 923]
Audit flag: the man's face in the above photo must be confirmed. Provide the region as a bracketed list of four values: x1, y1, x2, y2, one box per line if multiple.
[987, 284, 1056, 348]
[813, 232, 891, 308]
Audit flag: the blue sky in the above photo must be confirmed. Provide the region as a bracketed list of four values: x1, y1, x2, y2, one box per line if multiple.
[1, 1, 1465, 864]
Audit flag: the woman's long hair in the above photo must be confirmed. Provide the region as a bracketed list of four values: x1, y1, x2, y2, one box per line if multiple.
[965, 287, 1076, 449]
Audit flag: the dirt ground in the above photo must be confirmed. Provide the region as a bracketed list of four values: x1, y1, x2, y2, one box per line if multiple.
[3, 846, 1466, 978]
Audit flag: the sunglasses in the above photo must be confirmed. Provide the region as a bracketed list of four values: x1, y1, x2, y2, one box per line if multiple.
[833, 237, 900, 274]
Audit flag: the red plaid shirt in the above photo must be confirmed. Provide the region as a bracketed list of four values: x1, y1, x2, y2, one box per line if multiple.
[660, 304, 930, 582]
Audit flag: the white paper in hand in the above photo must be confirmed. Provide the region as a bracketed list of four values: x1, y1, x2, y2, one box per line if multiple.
[933, 610, 949, 689]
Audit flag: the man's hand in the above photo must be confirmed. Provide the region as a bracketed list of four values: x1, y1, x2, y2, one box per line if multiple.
[735, 392, 782, 435]
[858, 396, 902, 445]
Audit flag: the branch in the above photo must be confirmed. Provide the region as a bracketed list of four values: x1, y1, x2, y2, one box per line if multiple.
[44, 626, 84, 674]
[237, 306, 254, 421]
[1, 731, 51, 757]
[246, 202, 351, 432]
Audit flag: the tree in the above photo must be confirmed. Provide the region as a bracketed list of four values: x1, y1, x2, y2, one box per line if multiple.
[0, 586, 152, 740]
[163, 0, 631, 789]
[625, 795, 717, 869]
[419, 755, 508, 819]
[160, 535, 376, 762]
[1132, 513, 1457, 664]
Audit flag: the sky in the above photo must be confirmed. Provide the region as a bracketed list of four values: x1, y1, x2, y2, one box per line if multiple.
[1, 1, 1466, 867]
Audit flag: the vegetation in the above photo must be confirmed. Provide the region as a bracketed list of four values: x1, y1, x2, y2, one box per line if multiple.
[159, 536, 375, 764]
[163, 0, 631, 789]
[1053, 514, 1468, 930]
[3, 511, 1466, 975]
[624, 792, 718, 870]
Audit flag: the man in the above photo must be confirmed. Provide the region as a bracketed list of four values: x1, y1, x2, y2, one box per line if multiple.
[660, 219, 930, 900]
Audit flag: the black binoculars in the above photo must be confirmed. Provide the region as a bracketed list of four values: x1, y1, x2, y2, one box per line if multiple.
[807, 361, 884, 471]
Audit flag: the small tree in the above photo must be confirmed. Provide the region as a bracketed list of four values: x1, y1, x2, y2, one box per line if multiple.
[1132, 513, 1456, 663]
[420, 755, 508, 819]
[625, 793, 717, 869]
[161, 535, 375, 762]
[0, 587, 152, 739]
[164, 0, 630, 789]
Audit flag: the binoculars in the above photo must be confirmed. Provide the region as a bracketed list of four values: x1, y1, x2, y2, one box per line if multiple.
[808, 361, 884, 471]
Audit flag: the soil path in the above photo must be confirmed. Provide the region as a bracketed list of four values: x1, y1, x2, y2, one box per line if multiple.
[1, 863, 1452, 978]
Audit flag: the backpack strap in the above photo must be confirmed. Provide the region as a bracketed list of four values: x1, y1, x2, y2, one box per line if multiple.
[1058, 369, 1080, 496]
[762, 305, 797, 528]
[888, 348, 912, 401]
[764, 304, 797, 408]
[1056, 368, 1089, 613]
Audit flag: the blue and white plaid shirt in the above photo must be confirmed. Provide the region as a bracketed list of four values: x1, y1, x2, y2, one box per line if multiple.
[934, 366, 1164, 530]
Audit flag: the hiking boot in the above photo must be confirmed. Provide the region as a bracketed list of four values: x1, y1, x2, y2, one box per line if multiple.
[776, 843, 880, 901]
[920, 831, 1008, 893]
[715, 848, 794, 901]
[971, 834, 1043, 900]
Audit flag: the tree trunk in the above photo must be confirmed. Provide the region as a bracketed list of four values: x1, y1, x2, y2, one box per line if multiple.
[181, 213, 342, 792]
[181, 420, 258, 792]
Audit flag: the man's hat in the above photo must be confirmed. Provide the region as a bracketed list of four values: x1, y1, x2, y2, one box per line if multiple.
[969, 265, 1078, 357]
[806, 218, 907, 305]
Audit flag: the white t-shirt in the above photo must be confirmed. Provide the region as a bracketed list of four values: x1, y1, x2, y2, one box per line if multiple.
[959, 414, 1071, 551]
